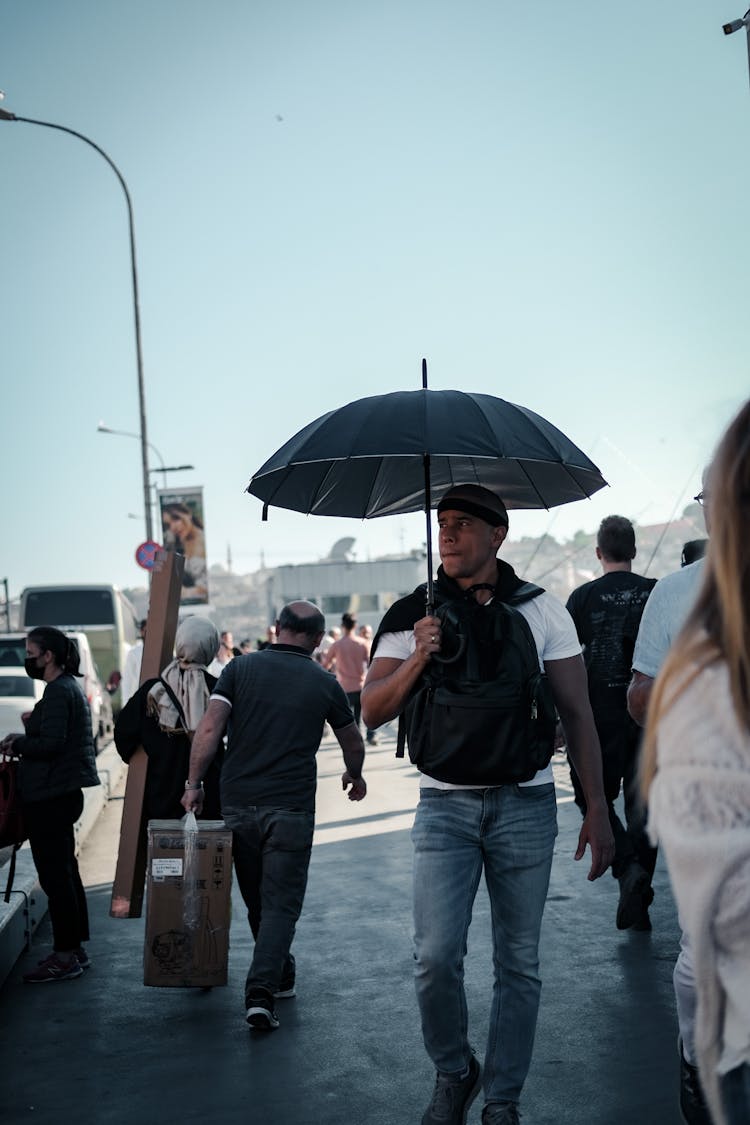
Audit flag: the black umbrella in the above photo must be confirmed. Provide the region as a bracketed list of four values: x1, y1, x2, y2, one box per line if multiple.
[247, 362, 607, 608]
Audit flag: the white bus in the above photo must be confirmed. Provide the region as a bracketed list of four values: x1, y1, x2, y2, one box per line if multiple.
[19, 584, 140, 713]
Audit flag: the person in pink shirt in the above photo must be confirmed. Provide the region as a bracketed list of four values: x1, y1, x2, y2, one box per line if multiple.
[358, 625, 378, 745]
[323, 614, 370, 732]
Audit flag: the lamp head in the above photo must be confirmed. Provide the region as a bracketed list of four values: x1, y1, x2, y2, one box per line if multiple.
[723, 13, 750, 33]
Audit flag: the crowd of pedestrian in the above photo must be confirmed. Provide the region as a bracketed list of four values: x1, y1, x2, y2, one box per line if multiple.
[8, 398, 748, 1125]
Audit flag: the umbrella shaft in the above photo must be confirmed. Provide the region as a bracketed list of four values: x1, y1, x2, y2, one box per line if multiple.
[423, 453, 434, 613]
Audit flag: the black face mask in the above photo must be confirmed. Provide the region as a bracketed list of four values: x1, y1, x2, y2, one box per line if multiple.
[24, 657, 46, 680]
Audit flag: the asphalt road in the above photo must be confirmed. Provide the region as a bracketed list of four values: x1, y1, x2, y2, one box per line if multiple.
[0, 728, 685, 1125]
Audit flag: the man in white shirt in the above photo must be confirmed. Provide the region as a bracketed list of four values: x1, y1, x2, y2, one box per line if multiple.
[362, 484, 614, 1125]
[207, 630, 235, 677]
[120, 619, 146, 705]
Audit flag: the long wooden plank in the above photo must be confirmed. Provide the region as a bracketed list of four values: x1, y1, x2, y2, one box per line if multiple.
[110, 550, 184, 918]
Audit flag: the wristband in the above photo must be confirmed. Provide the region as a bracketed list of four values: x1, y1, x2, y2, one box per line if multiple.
[184, 780, 204, 791]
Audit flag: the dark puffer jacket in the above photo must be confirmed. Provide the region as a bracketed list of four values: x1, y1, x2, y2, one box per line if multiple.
[15, 674, 99, 802]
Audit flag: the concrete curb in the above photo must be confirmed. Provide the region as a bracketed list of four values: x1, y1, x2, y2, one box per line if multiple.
[0, 741, 126, 988]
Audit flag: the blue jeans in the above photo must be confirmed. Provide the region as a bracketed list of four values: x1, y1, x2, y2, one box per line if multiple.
[224, 804, 315, 1002]
[412, 784, 557, 1104]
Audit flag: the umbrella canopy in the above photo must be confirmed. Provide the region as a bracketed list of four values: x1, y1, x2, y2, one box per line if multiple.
[246, 388, 607, 518]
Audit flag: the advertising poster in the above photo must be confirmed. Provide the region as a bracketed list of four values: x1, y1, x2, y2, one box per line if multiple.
[158, 487, 209, 605]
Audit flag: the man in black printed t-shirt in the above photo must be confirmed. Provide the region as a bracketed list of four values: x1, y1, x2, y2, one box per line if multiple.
[566, 515, 657, 932]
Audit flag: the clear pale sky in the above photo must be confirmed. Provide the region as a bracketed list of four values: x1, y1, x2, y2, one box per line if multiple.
[2, 0, 748, 599]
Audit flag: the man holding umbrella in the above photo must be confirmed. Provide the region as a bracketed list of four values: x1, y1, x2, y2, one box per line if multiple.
[362, 484, 614, 1125]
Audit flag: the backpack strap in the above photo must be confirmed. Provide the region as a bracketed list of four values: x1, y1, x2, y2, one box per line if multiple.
[395, 713, 407, 759]
[506, 581, 545, 606]
[158, 677, 193, 741]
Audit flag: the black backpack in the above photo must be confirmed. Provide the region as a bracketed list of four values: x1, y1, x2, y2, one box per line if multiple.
[398, 584, 557, 785]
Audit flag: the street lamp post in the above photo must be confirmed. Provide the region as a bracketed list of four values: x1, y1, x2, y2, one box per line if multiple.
[0, 105, 153, 541]
[723, 8, 750, 89]
[97, 422, 167, 487]
[150, 465, 197, 487]
[97, 422, 194, 529]
[149, 466, 197, 542]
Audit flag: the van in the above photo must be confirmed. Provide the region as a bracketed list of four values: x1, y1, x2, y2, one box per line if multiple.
[0, 630, 114, 750]
[0, 667, 45, 739]
[18, 585, 140, 714]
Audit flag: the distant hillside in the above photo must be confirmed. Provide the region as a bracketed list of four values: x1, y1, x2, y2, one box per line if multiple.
[503, 503, 706, 604]
[125, 503, 707, 638]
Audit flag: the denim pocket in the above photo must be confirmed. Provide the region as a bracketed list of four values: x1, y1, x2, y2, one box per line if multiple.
[262, 807, 315, 852]
[515, 782, 555, 800]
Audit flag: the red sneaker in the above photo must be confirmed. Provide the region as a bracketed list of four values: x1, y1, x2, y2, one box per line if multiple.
[23, 954, 83, 983]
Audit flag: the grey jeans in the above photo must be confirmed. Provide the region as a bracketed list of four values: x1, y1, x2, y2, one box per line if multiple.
[225, 804, 315, 1001]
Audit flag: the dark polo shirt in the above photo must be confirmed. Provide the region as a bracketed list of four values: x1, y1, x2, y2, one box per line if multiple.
[212, 644, 354, 813]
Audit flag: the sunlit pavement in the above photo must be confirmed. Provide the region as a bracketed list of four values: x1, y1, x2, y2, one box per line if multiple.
[0, 729, 685, 1125]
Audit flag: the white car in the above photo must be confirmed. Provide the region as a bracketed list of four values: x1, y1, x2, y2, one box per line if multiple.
[0, 632, 114, 750]
[0, 667, 44, 740]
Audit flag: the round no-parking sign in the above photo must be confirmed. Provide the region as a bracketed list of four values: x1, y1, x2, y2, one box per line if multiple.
[135, 540, 162, 570]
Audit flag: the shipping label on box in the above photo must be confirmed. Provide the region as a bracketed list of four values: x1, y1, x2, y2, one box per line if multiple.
[144, 820, 233, 988]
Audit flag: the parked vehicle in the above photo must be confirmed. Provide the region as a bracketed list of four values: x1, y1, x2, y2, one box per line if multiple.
[0, 666, 44, 739]
[0, 631, 114, 751]
[18, 585, 139, 714]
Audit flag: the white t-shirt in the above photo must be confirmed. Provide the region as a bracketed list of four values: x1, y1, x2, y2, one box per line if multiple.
[632, 560, 704, 678]
[375, 591, 581, 789]
[121, 640, 143, 705]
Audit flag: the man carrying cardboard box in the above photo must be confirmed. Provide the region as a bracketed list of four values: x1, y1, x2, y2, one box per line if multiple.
[181, 600, 367, 1031]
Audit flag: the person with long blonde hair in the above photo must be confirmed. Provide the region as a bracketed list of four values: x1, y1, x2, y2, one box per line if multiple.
[642, 398, 750, 1125]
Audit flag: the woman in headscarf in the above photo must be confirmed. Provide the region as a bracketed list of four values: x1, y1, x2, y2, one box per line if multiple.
[114, 616, 223, 821]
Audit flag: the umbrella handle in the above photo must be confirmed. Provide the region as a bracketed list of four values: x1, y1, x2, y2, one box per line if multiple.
[431, 633, 466, 666]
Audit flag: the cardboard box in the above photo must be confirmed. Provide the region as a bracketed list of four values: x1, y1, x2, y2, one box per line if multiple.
[144, 819, 233, 988]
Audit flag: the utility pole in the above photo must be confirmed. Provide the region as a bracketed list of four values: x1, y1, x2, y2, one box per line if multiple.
[1, 578, 10, 631]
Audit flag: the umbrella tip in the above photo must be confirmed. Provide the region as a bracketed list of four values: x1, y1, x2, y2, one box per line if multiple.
[421, 357, 428, 389]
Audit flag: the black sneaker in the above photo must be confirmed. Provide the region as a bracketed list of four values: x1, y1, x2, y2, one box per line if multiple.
[616, 863, 654, 930]
[273, 978, 296, 999]
[246, 988, 280, 1030]
[482, 1104, 521, 1125]
[679, 1039, 711, 1125]
[421, 1055, 481, 1125]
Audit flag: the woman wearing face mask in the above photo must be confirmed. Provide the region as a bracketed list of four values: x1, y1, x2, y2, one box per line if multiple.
[0, 626, 99, 983]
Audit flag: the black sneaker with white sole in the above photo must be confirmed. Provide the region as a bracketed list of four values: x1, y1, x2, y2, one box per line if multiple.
[421, 1055, 481, 1125]
[246, 987, 280, 1030]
